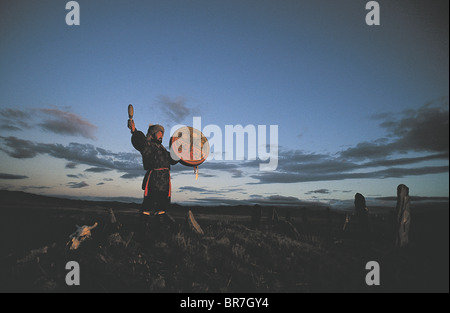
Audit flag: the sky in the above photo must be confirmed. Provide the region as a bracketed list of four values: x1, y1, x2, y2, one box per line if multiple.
[0, 0, 448, 209]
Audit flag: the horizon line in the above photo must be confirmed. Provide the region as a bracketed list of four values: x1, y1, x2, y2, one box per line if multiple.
[1, 189, 448, 210]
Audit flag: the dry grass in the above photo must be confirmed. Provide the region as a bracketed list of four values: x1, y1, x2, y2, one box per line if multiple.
[0, 193, 448, 293]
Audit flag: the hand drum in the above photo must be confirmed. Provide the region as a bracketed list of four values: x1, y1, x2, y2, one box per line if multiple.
[169, 126, 210, 167]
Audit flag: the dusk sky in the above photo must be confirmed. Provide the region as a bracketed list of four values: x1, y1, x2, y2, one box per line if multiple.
[1, 0, 448, 208]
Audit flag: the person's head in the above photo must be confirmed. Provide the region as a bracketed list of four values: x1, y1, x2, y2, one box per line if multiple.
[147, 124, 165, 143]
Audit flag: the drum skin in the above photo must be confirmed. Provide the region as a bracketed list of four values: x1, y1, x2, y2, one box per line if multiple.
[169, 126, 210, 167]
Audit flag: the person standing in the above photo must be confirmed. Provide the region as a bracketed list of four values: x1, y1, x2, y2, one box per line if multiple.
[128, 118, 178, 218]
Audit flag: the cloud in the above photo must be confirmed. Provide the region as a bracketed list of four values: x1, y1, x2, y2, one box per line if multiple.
[0, 108, 30, 119]
[120, 171, 143, 179]
[85, 167, 112, 173]
[0, 125, 23, 131]
[0, 107, 97, 140]
[178, 186, 210, 193]
[178, 185, 246, 195]
[306, 189, 331, 195]
[67, 181, 89, 188]
[250, 162, 449, 184]
[200, 161, 244, 178]
[266, 195, 303, 203]
[361, 153, 449, 168]
[38, 108, 97, 140]
[157, 95, 196, 122]
[23, 185, 51, 190]
[342, 99, 449, 160]
[65, 162, 78, 169]
[0, 173, 28, 179]
[0, 136, 143, 179]
[1, 99, 447, 188]
[0, 136, 39, 158]
[249, 100, 449, 184]
[0, 108, 31, 131]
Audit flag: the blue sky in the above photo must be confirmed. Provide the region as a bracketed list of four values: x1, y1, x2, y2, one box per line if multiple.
[0, 0, 448, 208]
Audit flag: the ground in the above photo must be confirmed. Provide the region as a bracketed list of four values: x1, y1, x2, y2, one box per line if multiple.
[0, 190, 448, 293]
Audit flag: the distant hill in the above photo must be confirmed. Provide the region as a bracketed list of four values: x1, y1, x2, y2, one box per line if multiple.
[1, 189, 447, 214]
[0, 190, 141, 210]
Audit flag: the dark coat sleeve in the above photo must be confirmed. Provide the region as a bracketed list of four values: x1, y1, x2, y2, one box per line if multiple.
[131, 130, 146, 152]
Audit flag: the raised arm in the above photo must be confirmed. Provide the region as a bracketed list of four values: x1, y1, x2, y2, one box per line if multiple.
[131, 129, 146, 152]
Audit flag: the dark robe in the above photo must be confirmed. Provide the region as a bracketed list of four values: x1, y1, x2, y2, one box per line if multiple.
[131, 130, 177, 211]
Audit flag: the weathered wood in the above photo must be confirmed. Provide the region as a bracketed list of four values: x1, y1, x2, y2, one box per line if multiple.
[271, 208, 279, 224]
[186, 210, 204, 235]
[395, 184, 411, 248]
